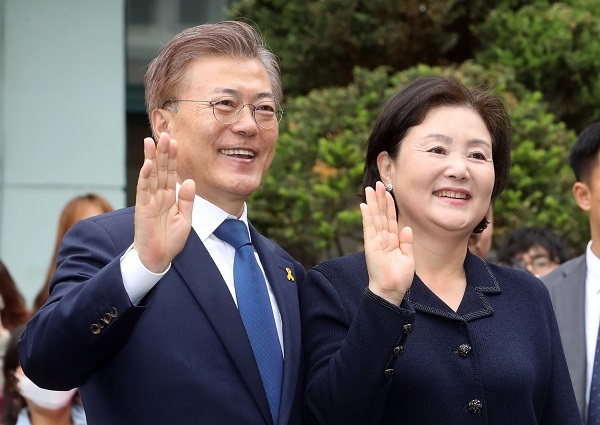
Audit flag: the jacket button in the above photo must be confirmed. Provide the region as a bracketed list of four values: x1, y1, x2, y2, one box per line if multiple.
[103, 312, 113, 324]
[383, 369, 395, 378]
[97, 320, 106, 329]
[402, 323, 413, 334]
[393, 346, 404, 356]
[468, 399, 483, 414]
[457, 343, 472, 357]
[91, 324, 101, 335]
[110, 307, 118, 317]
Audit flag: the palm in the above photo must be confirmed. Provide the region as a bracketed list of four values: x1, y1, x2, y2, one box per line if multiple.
[361, 182, 414, 306]
[134, 133, 195, 273]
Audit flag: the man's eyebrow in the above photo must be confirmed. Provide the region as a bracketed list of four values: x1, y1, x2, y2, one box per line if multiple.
[211, 87, 276, 101]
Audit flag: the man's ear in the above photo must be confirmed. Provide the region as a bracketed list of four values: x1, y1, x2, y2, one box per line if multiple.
[376, 151, 393, 185]
[151, 109, 171, 137]
[573, 181, 591, 212]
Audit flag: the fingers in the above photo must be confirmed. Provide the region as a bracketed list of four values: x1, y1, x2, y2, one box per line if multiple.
[361, 186, 377, 243]
[375, 182, 389, 234]
[156, 132, 171, 191]
[166, 136, 179, 191]
[363, 182, 396, 236]
[360, 200, 374, 243]
[365, 182, 387, 234]
[385, 189, 398, 237]
[136, 133, 179, 210]
[136, 138, 157, 207]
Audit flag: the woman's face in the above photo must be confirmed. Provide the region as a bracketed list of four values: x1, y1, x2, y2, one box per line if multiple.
[78, 202, 107, 220]
[14, 365, 76, 412]
[378, 105, 495, 238]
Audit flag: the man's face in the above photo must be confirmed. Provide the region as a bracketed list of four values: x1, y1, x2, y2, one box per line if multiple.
[574, 153, 600, 252]
[155, 56, 278, 216]
[514, 246, 558, 277]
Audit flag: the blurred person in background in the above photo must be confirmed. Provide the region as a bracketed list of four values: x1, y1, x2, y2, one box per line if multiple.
[33, 194, 113, 312]
[0, 261, 30, 332]
[2, 324, 86, 425]
[0, 260, 30, 408]
[496, 226, 572, 277]
[468, 208, 494, 260]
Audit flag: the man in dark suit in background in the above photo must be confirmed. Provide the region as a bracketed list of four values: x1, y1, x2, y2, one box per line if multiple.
[542, 121, 600, 423]
[19, 21, 305, 425]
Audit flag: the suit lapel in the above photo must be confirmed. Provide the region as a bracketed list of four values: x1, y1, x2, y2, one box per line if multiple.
[172, 231, 273, 425]
[251, 225, 301, 425]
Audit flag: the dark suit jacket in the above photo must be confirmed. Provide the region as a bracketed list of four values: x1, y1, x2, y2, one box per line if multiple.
[19, 207, 305, 425]
[541, 255, 587, 421]
[301, 251, 582, 424]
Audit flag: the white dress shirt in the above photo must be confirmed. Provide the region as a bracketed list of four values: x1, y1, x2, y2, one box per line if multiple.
[119, 186, 284, 354]
[585, 241, 600, 402]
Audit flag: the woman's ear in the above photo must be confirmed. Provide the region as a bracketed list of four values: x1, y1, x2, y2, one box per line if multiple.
[573, 181, 591, 212]
[377, 151, 393, 185]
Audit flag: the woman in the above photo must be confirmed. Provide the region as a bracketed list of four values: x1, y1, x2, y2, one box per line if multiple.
[0, 261, 30, 333]
[0, 260, 30, 395]
[33, 194, 112, 311]
[301, 75, 581, 424]
[2, 325, 86, 425]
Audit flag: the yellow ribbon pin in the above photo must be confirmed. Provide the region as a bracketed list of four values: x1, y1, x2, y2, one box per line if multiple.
[285, 267, 295, 281]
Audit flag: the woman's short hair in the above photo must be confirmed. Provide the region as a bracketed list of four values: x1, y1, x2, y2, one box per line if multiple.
[362, 75, 512, 233]
[144, 20, 282, 137]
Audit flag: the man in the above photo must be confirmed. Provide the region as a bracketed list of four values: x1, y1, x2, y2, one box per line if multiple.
[19, 21, 305, 425]
[542, 121, 600, 423]
[496, 226, 571, 277]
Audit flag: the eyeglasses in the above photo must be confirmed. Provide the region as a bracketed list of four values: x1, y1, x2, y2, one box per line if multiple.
[164, 96, 285, 130]
[516, 255, 557, 276]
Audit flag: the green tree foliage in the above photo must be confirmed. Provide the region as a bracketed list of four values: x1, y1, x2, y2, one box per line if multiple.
[495, 90, 587, 254]
[229, 0, 515, 96]
[249, 63, 585, 266]
[473, 1, 600, 131]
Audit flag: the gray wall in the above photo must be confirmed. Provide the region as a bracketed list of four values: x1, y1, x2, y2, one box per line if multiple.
[0, 0, 126, 307]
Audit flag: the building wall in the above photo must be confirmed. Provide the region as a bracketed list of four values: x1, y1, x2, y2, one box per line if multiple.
[0, 0, 126, 307]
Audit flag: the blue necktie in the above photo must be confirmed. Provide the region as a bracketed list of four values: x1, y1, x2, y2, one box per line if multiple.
[214, 219, 282, 425]
[589, 327, 600, 423]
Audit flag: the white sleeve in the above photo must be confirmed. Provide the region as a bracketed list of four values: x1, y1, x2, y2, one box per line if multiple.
[120, 244, 170, 305]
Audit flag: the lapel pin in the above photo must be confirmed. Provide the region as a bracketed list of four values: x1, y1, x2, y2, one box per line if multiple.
[285, 267, 295, 281]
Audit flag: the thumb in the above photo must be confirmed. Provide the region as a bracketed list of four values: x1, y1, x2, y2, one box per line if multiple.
[178, 179, 196, 223]
[399, 226, 414, 260]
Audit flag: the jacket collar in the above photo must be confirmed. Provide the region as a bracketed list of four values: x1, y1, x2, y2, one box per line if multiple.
[406, 251, 501, 321]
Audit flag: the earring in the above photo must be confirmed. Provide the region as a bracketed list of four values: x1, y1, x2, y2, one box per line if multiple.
[385, 183, 393, 193]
